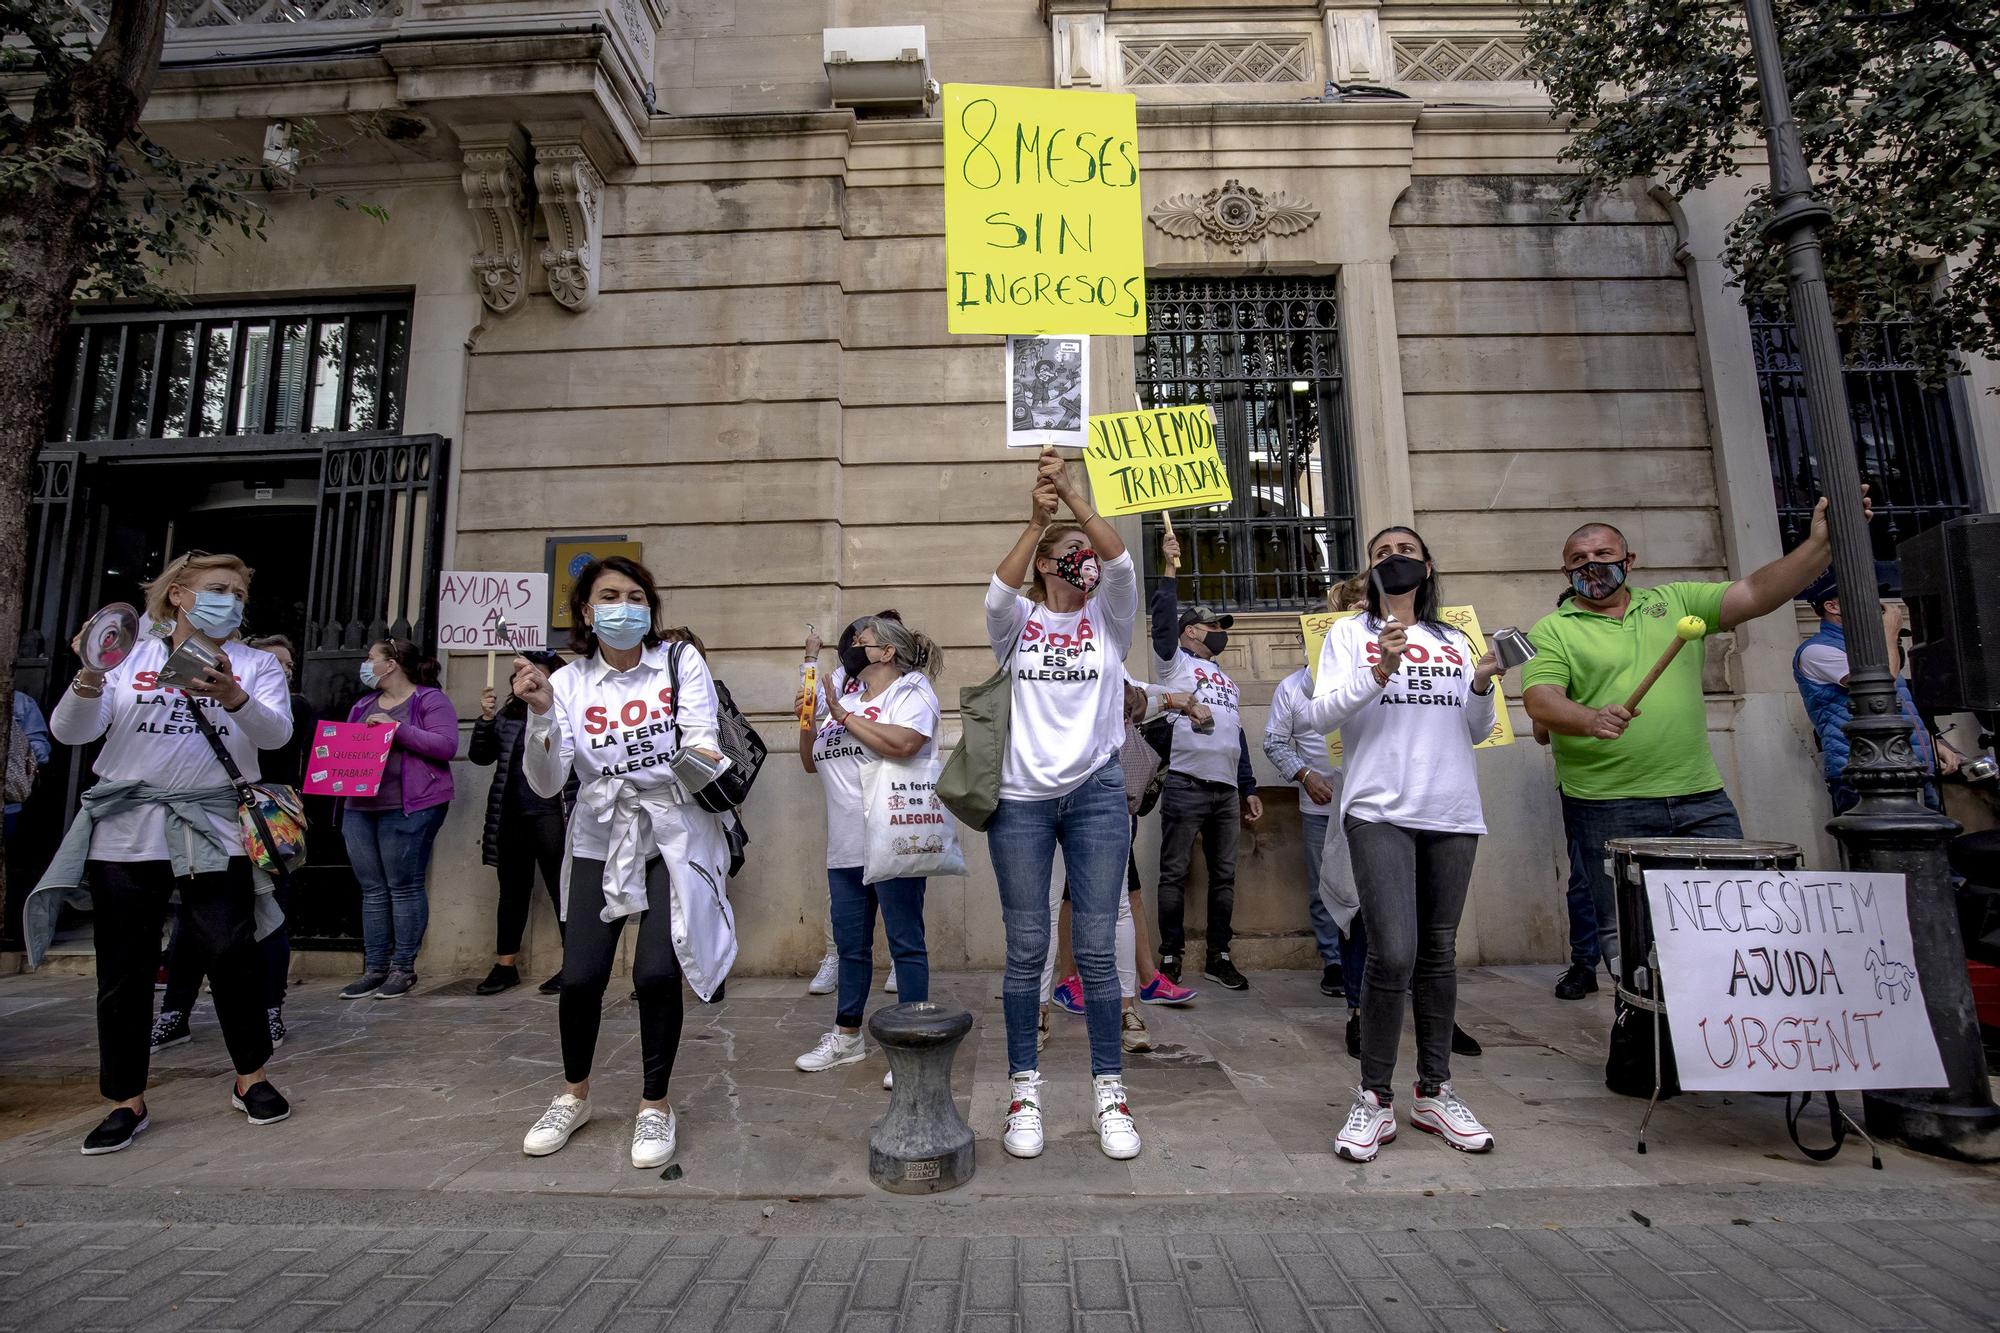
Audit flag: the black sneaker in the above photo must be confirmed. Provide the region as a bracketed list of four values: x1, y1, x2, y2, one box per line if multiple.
[340, 972, 388, 1000]
[1319, 963, 1342, 998]
[231, 1080, 291, 1125]
[1345, 1013, 1361, 1060]
[1553, 963, 1600, 1001]
[1451, 1024, 1483, 1058]
[150, 1009, 191, 1051]
[538, 972, 563, 995]
[267, 1007, 286, 1049]
[81, 1107, 148, 1156]
[1159, 954, 1181, 985]
[476, 964, 520, 996]
[377, 970, 418, 999]
[1203, 952, 1248, 991]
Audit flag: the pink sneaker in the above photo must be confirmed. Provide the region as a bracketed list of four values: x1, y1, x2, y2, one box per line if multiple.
[1051, 975, 1084, 1015]
[1139, 974, 1198, 1006]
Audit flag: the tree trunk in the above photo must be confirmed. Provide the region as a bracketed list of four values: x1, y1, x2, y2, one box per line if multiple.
[0, 0, 169, 939]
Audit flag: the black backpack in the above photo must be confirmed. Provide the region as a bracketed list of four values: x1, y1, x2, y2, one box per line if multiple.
[667, 642, 767, 815]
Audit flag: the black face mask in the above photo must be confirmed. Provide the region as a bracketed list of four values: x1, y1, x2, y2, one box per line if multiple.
[1201, 629, 1228, 657]
[839, 645, 874, 679]
[1568, 559, 1629, 601]
[1373, 553, 1429, 596]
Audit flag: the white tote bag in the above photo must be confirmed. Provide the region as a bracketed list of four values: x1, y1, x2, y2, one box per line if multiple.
[860, 752, 968, 884]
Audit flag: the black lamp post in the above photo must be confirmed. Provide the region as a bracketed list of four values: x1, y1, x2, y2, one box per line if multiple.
[1743, 0, 1999, 1162]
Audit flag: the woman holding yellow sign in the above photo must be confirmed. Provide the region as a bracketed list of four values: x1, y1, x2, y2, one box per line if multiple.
[1297, 527, 1503, 1164]
[982, 451, 1142, 1162]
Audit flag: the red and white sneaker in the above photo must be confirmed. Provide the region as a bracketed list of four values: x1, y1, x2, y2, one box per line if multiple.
[1334, 1088, 1395, 1162]
[1003, 1071, 1045, 1158]
[1409, 1082, 1494, 1153]
[1093, 1075, 1141, 1160]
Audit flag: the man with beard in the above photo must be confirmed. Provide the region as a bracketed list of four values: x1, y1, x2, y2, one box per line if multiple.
[1521, 493, 1866, 1000]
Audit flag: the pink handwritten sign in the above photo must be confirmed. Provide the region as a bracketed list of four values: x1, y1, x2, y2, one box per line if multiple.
[302, 721, 399, 797]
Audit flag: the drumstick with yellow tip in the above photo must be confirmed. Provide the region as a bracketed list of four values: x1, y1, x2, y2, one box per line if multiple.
[1623, 616, 1707, 713]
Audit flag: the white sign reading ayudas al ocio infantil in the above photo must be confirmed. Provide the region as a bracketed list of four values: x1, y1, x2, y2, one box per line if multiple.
[1644, 867, 1947, 1092]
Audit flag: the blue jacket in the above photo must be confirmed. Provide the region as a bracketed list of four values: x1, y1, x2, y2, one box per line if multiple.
[1792, 619, 1935, 787]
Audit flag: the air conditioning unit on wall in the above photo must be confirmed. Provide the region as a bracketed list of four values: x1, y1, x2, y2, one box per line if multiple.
[823, 25, 937, 116]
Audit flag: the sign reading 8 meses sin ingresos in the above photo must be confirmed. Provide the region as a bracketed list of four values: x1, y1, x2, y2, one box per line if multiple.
[943, 83, 1146, 336]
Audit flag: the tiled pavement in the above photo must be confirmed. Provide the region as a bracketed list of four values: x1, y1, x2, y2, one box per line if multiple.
[3, 1215, 1998, 1332]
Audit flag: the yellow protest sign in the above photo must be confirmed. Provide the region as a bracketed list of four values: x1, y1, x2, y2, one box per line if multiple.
[1082, 405, 1232, 516]
[942, 83, 1146, 335]
[1299, 607, 1515, 765]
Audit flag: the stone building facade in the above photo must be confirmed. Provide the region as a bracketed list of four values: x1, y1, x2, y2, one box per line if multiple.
[16, 0, 1994, 978]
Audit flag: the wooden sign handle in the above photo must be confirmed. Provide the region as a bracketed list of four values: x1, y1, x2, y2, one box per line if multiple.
[1161, 510, 1179, 574]
[486, 651, 496, 689]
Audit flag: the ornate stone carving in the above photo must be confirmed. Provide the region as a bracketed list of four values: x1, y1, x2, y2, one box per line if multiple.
[460, 141, 529, 315]
[1324, 10, 1388, 85]
[1120, 36, 1312, 87]
[1052, 13, 1106, 88]
[534, 142, 604, 312]
[1148, 180, 1320, 254]
[1392, 35, 1532, 82]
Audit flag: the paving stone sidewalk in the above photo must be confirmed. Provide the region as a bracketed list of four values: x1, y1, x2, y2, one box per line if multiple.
[4, 1213, 1998, 1333]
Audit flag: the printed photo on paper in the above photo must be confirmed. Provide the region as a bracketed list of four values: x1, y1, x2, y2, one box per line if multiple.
[1006, 334, 1088, 449]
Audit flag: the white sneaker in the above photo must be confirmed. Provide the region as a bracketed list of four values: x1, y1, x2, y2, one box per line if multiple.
[883, 970, 898, 994]
[1335, 1088, 1396, 1163]
[882, 1068, 894, 1091]
[1409, 1082, 1495, 1153]
[795, 1030, 865, 1072]
[1003, 1072, 1045, 1159]
[1093, 1075, 1141, 1160]
[631, 1107, 677, 1169]
[807, 954, 838, 995]
[523, 1093, 590, 1157]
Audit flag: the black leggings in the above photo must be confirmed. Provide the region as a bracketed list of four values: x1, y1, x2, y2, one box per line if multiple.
[559, 857, 684, 1100]
[495, 809, 566, 956]
[162, 879, 291, 1015]
[90, 858, 272, 1101]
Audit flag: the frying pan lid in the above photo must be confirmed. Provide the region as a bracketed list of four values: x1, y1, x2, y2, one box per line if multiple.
[78, 603, 140, 672]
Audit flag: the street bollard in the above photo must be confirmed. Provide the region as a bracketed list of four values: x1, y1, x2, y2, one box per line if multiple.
[866, 1002, 975, 1194]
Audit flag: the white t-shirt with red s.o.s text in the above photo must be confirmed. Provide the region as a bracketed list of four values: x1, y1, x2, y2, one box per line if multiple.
[810, 671, 942, 869]
[49, 635, 293, 861]
[984, 550, 1140, 802]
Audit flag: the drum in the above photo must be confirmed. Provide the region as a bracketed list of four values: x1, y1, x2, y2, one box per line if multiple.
[1603, 837, 1803, 1101]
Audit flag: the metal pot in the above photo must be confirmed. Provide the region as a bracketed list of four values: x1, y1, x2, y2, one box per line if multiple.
[1490, 626, 1537, 671]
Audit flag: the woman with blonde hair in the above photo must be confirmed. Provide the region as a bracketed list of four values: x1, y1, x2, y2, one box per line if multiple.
[32, 552, 295, 1154]
[984, 452, 1142, 1161]
[793, 614, 945, 1085]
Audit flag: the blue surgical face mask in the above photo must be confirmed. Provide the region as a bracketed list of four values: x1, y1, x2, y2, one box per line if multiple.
[185, 589, 244, 639]
[591, 603, 651, 651]
[359, 661, 382, 689]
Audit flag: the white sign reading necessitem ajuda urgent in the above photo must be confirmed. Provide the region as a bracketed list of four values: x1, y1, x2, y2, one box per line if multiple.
[1644, 867, 1947, 1092]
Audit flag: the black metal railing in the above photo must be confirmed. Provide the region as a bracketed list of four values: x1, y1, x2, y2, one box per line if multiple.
[50, 298, 410, 444]
[1751, 313, 1977, 563]
[1135, 277, 1357, 611]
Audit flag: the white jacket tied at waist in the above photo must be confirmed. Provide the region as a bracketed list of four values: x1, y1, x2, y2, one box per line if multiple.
[562, 773, 736, 1002]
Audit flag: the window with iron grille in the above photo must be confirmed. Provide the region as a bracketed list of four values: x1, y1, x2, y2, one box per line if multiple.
[1751, 313, 1978, 562]
[1134, 277, 1356, 611]
[47, 298, 412, 443]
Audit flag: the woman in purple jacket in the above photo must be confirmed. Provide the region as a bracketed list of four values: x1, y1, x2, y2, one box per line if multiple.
[338, 639, 457, 1000]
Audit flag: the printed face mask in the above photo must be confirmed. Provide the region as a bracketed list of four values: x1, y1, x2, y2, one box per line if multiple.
[839, 644, 874, 679]
[591, 603, 651, 651]
[185, 589, 244, 639]
[1202, 629, 1228, 657]
[1568, 559, 1629, 601]
[1372, 553, 1428, 596]
[1052, 547, 1100, 594]
[359, 661, 382, 689]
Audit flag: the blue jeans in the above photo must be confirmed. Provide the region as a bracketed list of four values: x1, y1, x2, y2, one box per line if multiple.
[1302, 812, 1369, 1007]
[344, 804, 449, 972]
[988, 759, 1128, 1078]
[828, 866, 928, 1029]
[1558, 788, 1741, 974]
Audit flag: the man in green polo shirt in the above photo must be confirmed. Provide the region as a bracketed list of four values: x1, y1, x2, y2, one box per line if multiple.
[1522, 495, 1860, 1000]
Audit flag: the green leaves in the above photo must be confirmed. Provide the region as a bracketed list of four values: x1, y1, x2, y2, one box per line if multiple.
[1524, 0, 1998, 385]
